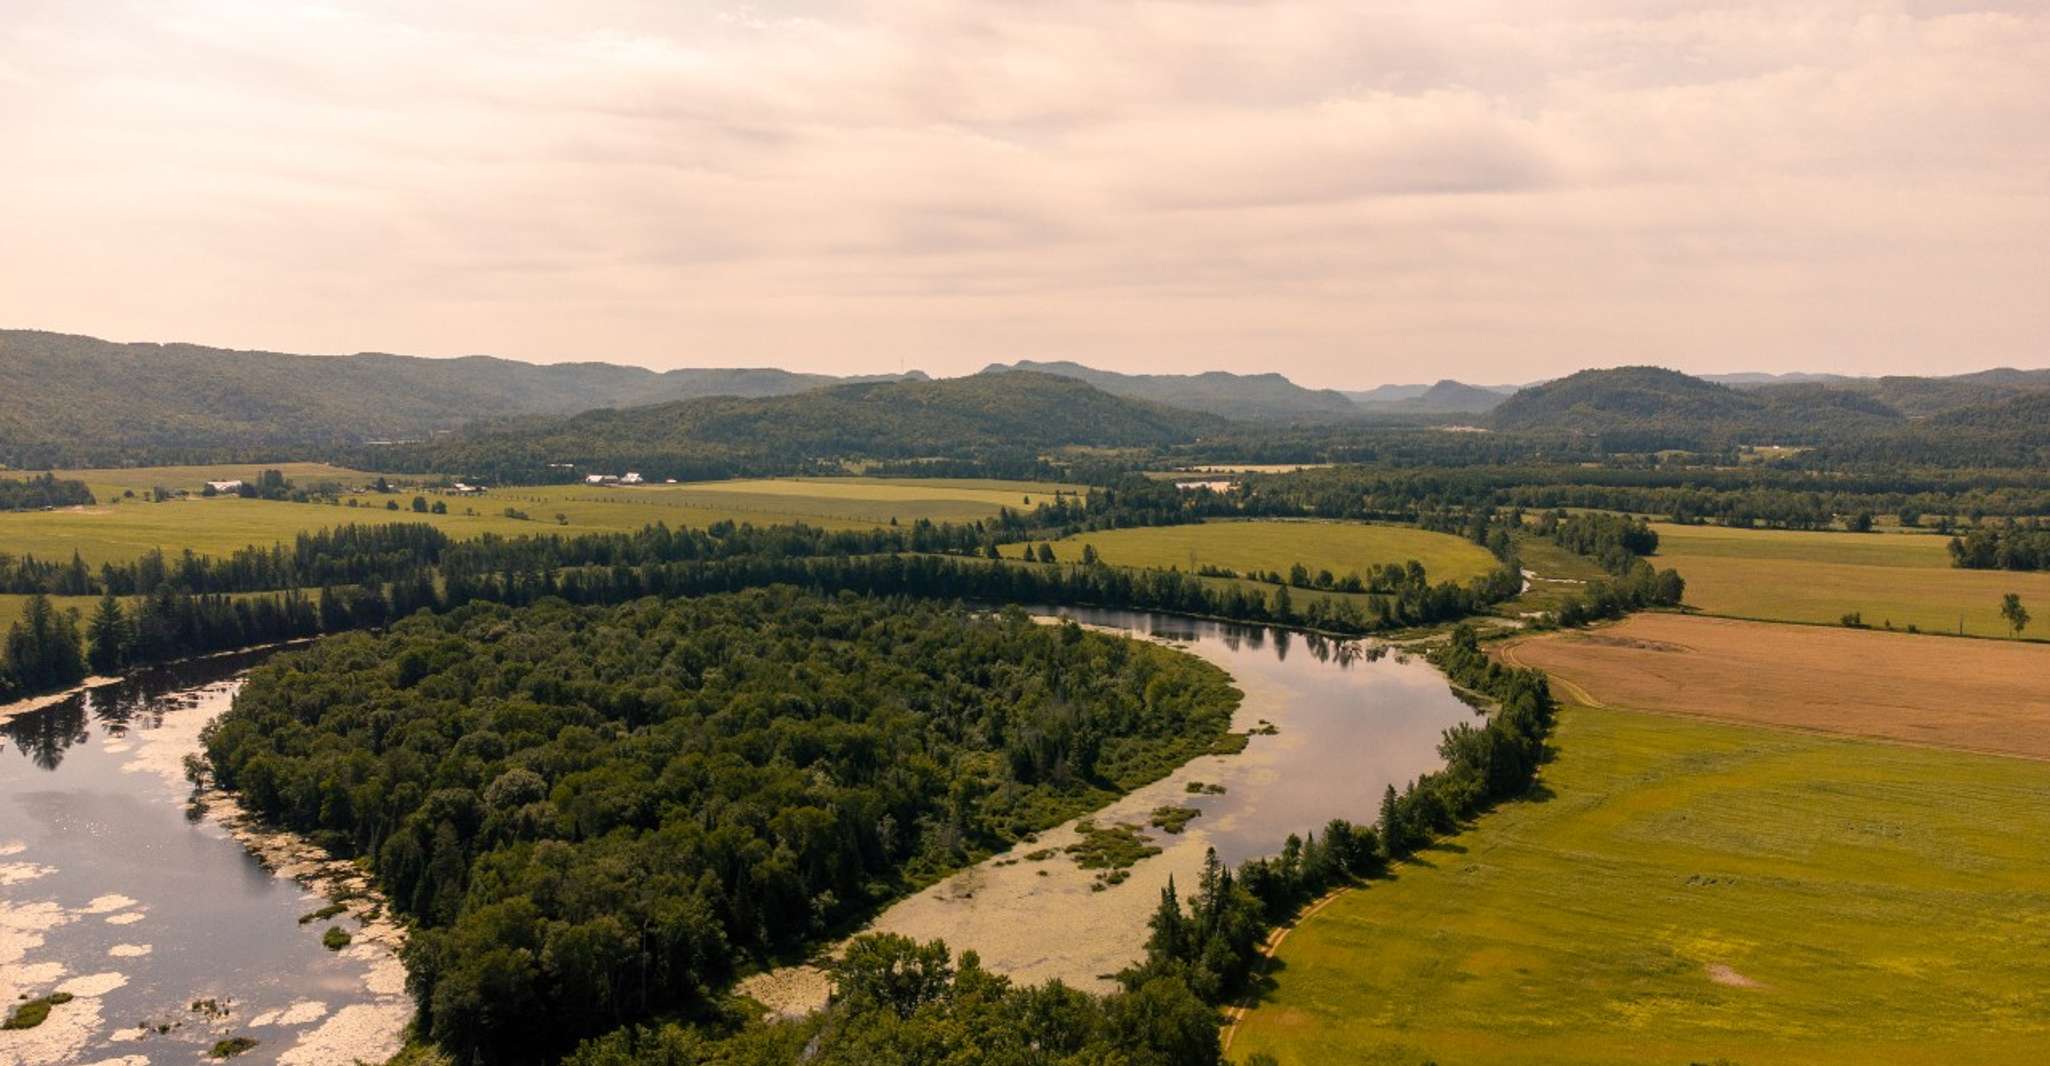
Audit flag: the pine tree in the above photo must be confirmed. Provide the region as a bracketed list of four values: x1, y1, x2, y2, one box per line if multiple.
[1145, 876, 1188, 965]
[86, 594, 129, 674]
[1378, 783, 1404, 858]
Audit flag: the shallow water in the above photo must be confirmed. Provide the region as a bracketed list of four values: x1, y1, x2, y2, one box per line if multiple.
[746, 606, 1482, 1007]
[1047, 606, 1479, 863]
[0, 653, 403, 1066]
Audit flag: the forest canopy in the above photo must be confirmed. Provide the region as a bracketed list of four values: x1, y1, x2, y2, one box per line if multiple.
[200, 588, 1240, 1063]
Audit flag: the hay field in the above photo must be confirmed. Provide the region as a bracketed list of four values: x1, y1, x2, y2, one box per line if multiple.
[0, 475, 1076, 566]
[1505, 613, 2050, 759]
[1003, 520, 1501, 586]
[1229, 701, 2050, 1065]
[1652, 522, 2050, 638]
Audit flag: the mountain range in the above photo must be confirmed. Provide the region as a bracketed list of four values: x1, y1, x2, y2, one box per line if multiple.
[6, 327, 2050, 469]
[980, 359, 1360, 421]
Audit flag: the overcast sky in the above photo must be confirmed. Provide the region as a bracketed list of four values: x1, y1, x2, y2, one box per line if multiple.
[3, 1, 2045, 387]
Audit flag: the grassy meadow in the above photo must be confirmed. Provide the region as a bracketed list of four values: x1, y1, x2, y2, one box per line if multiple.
[1229, 702, 2050, 1065]
[1653, 522, 2050, 638]
[1002, 520, 1501, 586]
[0, 470, 1084, 567]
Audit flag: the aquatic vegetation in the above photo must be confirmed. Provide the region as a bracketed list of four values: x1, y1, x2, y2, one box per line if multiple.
[3, 991, 73, 1030]
[1148, 805, 1202, 834]
[322, 926, 352, 951]
[208, 1036, 260, 1058]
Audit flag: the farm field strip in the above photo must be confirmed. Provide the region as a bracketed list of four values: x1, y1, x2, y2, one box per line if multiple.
[1504, 613, 2050, 760]
[0, 475, 1072, 567]
[1649, 522, 2050, 638]
[1006, 519, 1502, 586]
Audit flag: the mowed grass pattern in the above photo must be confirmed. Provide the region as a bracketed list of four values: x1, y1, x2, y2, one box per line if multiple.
[1653, 522, 2050, 638]
[0, 474, 1081, 567]
[1230, 704, 2050, 1065]
[1005, 520, 1501, 586]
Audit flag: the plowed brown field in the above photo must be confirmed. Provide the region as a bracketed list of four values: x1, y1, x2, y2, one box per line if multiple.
[1505, 613, 2050, 760]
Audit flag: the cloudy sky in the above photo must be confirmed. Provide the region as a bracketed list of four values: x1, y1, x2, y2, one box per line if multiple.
[3, 1, 2045, 387]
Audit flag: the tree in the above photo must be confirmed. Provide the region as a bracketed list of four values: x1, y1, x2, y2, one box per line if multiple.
[85, 594, 129, 674]
[1036, 542, 1056, 564]
[1081, 543, 1100, 566]
[1378, 784, 1405, 857]
[2001, 593, 2030, 638]
[412, 495, 429, 513]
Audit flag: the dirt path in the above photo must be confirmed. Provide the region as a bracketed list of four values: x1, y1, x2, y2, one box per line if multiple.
[1217, 884, 1352, 1054]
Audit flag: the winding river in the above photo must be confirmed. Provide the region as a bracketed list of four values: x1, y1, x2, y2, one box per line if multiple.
[0, 652, 409, 1066]
[3, 606, 1479, 1057]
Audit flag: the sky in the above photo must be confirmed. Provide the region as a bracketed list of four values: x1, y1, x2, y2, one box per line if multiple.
[2, 1, 2046, 389]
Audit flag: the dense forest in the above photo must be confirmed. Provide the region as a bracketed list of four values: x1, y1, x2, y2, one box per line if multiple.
[200, 590, 1241, 1062]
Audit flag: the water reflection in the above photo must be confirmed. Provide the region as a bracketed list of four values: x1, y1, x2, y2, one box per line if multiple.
[1, 648, 278, 772]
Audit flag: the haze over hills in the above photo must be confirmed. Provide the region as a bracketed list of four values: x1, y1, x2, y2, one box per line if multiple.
[980, 359, 1359, 422]
[1349, 380, 1513, 416]
[0, 329, 924, 466]
[386, 370, 1229, 482]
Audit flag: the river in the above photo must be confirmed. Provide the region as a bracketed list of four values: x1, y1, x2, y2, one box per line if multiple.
[740, 605, 1480, 1012]
[0, 652, 410, 1066]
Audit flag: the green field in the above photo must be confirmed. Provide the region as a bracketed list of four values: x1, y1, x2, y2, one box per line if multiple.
[1230, 703, 2050, 1065]
[1003, 520, 1501, 586]
[1653, 522, 2050, 638]
[0, 473, 1083, 567]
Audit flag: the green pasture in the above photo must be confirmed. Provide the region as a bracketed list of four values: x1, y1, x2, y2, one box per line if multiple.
[0, 474, 1081, 568]
[1230, 703, 2050, 1065]
[1003, 520, 1501, 586]
[1652, 522, 2050, 638]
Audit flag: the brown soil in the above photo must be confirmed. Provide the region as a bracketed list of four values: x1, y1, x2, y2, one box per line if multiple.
[1504, 614, 2050, 760]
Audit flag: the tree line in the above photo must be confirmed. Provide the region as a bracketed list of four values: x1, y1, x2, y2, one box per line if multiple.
[1949, 524, 2050, 571]
[0, 473, 94, 510]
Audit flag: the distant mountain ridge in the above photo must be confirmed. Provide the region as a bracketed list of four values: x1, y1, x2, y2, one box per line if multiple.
[980, 359, 1360, 421]
[0, 329, 923, 466]
[1349, 379, 1514, 415]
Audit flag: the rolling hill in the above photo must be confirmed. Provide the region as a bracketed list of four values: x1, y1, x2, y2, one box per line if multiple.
[0, 329, 921, 466]
[384, 371, 1230, 481]
[1486, 366, 1907, 447]
[980, 359, 1360, 422]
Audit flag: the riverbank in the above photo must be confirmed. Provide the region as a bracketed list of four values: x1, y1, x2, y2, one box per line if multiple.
[739, 608, 1475, 1018]
[1, 661, 411, 1066]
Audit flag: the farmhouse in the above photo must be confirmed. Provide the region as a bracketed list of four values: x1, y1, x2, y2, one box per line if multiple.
[205, 479, 245, 494]
[584, 474, 619, 485]
[448, 482, 485, 495]
[622, 472, 645, 484]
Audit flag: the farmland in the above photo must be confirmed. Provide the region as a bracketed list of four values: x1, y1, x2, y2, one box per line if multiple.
[0, 470, 1082, 567]
[1504, 613, 2050, 759]
[1228, 699, 2050, 1065]
[1002, 519, 1502, 586]
[1651, 522, 2050, 638]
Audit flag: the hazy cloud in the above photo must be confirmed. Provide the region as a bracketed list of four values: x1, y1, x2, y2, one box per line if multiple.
[1, 0, 2044, 385]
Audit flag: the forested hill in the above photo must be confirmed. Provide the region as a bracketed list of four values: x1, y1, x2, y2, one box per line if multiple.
[980, 359, 1360, 421]
[1485, 366, 1907, 447]
[377, 370, 1230, 482]
[0, 329, 921, 466]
